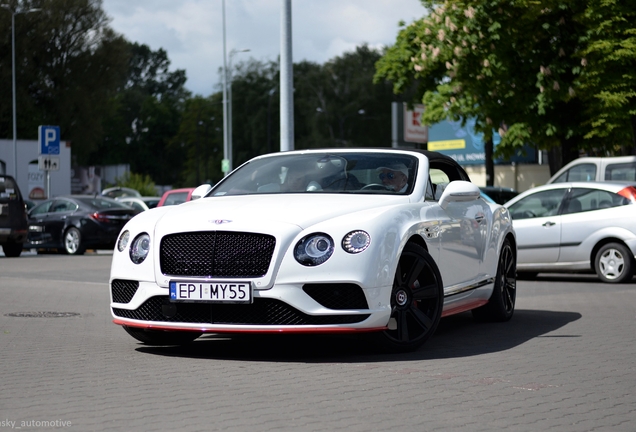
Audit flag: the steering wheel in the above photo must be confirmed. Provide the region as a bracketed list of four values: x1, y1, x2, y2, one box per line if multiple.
[361, 183, 391, 191]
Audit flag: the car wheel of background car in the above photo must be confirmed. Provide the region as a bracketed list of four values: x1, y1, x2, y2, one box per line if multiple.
[63, 227, 85, 255]
[472, 238, 516, 322]
[377, 243, 443, 352]
[2, 241, 23, 258]
[594, 242, 634, 284]
[123, 326, 202, 345]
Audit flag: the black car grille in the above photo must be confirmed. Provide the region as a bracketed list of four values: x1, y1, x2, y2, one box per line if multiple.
[112, 296, 370, 326]
[302, 283, 369, 310]
[111, 279, 139, 304]
[160, 231, 276, 278]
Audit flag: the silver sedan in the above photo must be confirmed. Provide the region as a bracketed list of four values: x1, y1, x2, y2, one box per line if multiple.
[504, 181, 636, 283]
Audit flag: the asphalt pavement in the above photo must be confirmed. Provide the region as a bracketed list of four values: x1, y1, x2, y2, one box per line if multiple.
[0, 253, 635, 431]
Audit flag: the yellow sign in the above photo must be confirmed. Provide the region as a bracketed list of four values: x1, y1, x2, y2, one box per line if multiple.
[428, 139, 466, 151]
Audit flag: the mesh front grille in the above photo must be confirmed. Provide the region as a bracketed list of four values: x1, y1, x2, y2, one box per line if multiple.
[160, 231, 276, 277]
[112, 296, 369, 326]
[111, 279, 139, 304]
[302, 283, 369, 310]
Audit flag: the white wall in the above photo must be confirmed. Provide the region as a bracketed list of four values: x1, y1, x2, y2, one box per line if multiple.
[0, 139, 72, 199]
[464, 164, 552, 192]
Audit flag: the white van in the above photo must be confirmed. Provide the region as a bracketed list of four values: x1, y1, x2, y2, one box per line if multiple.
[547, 156, 636, 184]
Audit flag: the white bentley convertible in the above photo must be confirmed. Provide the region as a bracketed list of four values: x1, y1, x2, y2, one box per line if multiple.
[110, 149, 517, 351]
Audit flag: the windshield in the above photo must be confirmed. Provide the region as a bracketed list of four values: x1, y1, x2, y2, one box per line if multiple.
[76, 197, 130, 210]
[211, 153, 418, 197]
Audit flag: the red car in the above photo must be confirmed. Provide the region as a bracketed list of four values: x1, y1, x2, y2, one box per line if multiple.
[157, 188, 196, 207]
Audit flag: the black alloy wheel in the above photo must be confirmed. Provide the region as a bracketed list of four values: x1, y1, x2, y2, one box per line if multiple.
[473, 238, 516, 322]
[378, 243, 443, 352]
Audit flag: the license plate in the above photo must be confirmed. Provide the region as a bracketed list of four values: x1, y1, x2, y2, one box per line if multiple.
[169, 281, 252, 303]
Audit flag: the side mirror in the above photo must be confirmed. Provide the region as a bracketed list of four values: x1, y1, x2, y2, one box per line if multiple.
[438, 181, 481, 210]
[191, 184, 212, 200]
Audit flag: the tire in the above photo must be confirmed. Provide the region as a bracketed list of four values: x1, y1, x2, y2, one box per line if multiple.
[376, 243, 444, 352]
[63, 227, 85, 255]
[516, 272, 538, 280]
[123, 326, 202, 346]
[2, 242, 23, 258]
[595, 242, 634, 284]
[472, 238, 516, 322]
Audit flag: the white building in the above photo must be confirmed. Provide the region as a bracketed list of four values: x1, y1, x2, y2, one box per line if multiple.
[0, 139, 72, 200]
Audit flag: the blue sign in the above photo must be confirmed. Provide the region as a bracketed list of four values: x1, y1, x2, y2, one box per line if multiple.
[38, 125, 61, 155]
[428, 118, 536, 165]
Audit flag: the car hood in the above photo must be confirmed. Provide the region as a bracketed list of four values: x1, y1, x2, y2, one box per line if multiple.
[154, 194, 409, 232]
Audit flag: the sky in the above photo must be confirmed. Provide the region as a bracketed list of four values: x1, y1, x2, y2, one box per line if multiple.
[101, 0, 426, 96]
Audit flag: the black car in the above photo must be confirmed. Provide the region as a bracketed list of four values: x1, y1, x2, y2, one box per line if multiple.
[479, 186, 519, 205]
[0, 175, 28, 257]
[26, 195, 137, 255]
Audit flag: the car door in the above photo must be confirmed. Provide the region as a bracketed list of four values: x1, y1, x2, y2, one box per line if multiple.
[507, 188, 568, 264]
[430, 163, 491, 287]
[558, 187, 630, 263]
[45, 199, 79, 245]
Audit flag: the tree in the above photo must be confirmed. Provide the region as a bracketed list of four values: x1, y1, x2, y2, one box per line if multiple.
[576, 0, 636, 154]
[375, 0, 632, 174]
[98, 42, 190, 185]
[295, 45, 396, 149]
[169, 94, 223, 186]
[0, 0, 129, 164]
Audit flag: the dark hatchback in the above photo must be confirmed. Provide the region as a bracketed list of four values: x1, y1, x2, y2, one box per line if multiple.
[0, 175, 28, 257]
[26, 195, 137, 255]
[479, 186, 519, 205]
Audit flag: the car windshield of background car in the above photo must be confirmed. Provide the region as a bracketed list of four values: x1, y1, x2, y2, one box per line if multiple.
[77, 197, 130, 210]
[554, 163, 596, 183]
[605, 163, 636, 181]
[211, 153, 417, 196]
[508, 189, 568, 219]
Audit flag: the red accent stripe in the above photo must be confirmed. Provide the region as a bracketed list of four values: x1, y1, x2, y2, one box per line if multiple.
[441, 299, 488, 318]
[112, 318, 386, 334]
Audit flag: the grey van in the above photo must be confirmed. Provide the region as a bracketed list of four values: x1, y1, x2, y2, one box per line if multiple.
[547, 156, 636, 184]
[0, 175, 28, 257]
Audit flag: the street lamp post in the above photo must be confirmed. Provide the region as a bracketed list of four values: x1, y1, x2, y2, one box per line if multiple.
[227, 48, 249, 171]
[1, 4, 41, 179]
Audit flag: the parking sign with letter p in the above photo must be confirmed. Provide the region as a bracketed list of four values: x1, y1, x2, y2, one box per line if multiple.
[38, 125, 61, 155]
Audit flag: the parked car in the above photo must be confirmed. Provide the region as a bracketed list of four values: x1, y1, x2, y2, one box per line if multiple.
[26, 195, 137, 255]
[117, 196, 161, 214]
[24, 199, 38, 211]
[479, 186, 519, 205]
[504, 181, 636, 283]
[101, 187, 142, 199]
[0, 175, 28, 257]
[157, 188, 196, 207]
[110, 149, 517, 352]
[547, 156, 636, 184]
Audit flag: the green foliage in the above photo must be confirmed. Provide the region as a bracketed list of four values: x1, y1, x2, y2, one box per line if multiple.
[96, 41, 190, 185]
[169, 94, 223, 186]
[375, 0, 636, 168]
[0, 0, 130, 164]
[115, 172, 157, 197]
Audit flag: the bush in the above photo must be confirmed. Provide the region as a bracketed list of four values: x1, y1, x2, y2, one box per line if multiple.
[116, 172, 157, 196]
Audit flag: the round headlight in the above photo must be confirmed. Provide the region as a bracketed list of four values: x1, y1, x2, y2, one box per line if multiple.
[342, 230, 370, 254]
[294, 233, 334, 266]
[117, 230, 130, 252]
[130, 233, 151, 264]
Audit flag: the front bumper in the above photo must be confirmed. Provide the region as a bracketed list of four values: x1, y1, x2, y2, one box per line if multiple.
[110, 279, 391, 334]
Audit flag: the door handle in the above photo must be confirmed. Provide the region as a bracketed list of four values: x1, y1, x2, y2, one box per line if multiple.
[542, 221, 556, 227]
